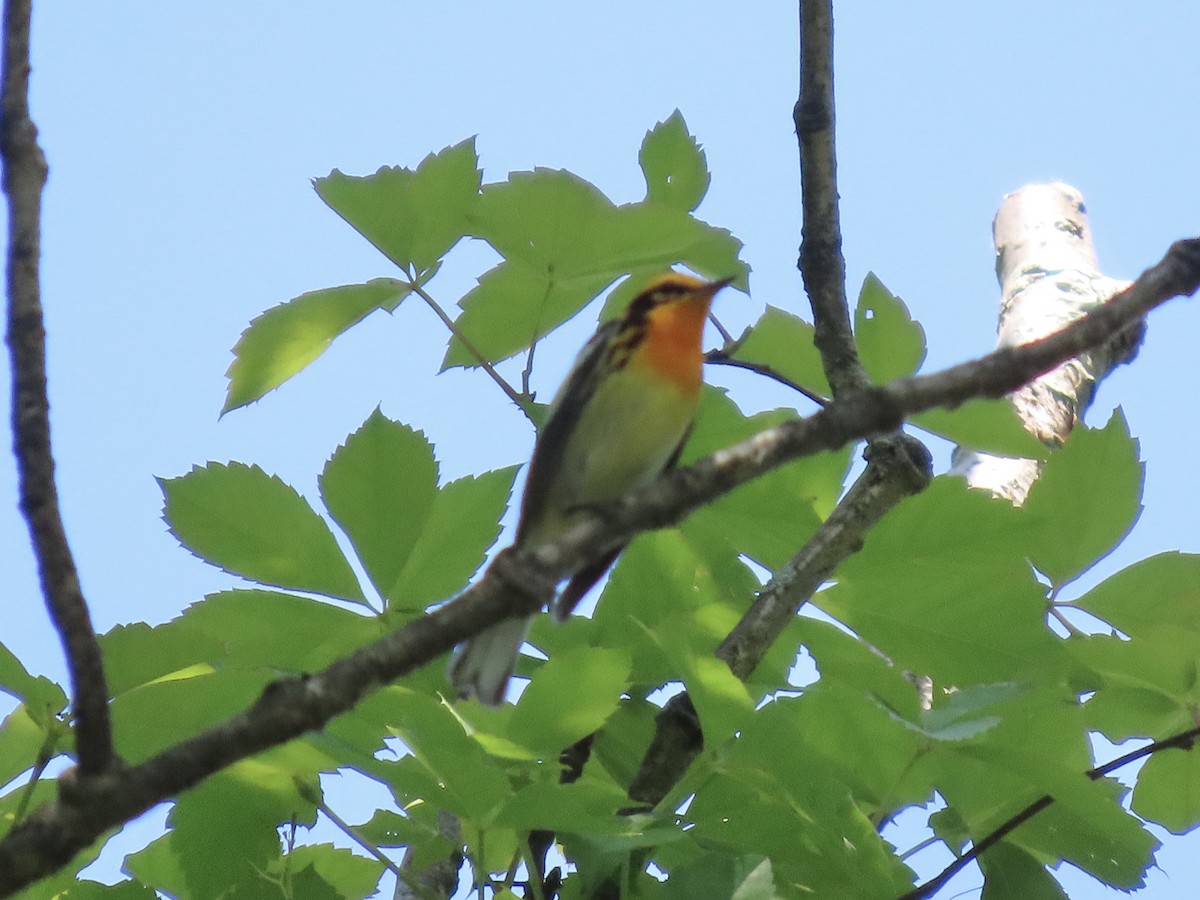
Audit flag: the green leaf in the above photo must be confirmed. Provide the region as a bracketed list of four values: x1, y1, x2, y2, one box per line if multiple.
[320, 411, 437, 597]
[507, 646, 631, 757]
[222, 279, 408, 414]
[911, 398, 1050, 460]
[978, 842, 1068, 899]
[353, 809, 432, 848]
[123, 835, 186, 899]
[161, 462, 366, 604]
[1074, 552, 1200, 640]
[56, 881, 159, 899]
[170, 766, 310, 899]
[729, 305, 831, 400]
[320, 410, 515, 610]
[686, 701, 915, 896]
[110, 668, 272, 763]
[387, 466, 517, 611]
[1132, 748, 1200, 834]
[1083, 686, 1186, 743]
[177, 590, 379, 672]
[447, 167, 747, 367]
[314, 138, 481, 272]
[0, 641, 66, 716]
[816, 478, 1063, 685]
[0, 705, 49, 788]
[1021, 410, 1143, 587]
[918, 683, 1029, 742]
[582, 528, 756, 693]
[279, 845, 384, 900]
[383, 688, 511, 822]
[496, 778, 631, 834]
[443, 259, 615, 369]
[591, 698, 660, 791]
[101, 619, 224, 697]
[680, 388, 850, 569]
[662, 855, 779, 900]
[796, 618, 920, 719]
[639, 110, 710, 212]
[854, 273, 926, 383]
[790, 686, 928, 812]
[1068, 632, 1198, 703]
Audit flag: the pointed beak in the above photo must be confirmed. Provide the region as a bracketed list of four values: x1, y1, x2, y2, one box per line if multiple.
[706, 276, 736, 295]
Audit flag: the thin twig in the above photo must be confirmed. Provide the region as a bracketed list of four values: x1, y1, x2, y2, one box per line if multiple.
[707, 311, 735, 345]
[704, 349, 828, 407]
[2, 0, 114, 775]
[13, 752, 51, 823]
[408, 282, 534, 424]
[628, 434, 931, 806]
[796, 0, 869, 395]
[0, 236, 1197, 896]
[317, 800, 402, 878]
[901, 724, 1200, 899]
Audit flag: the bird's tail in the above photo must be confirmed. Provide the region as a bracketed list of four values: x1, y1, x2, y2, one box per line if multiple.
[447, 615, 532, 706]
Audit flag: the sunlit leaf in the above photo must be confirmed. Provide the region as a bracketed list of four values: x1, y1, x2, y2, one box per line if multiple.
[314, 138, 481, 273]
[640, 109, 710, 212]
[222, 279, 408, 414]
[161, 462, 366, 604]
[855, 273, 926, 383]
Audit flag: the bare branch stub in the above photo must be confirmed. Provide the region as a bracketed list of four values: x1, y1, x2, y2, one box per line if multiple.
[2, 0, 114, 775]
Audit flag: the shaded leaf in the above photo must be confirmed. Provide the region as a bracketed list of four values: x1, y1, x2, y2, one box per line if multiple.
[911, 398, 1050, 460]
[1074, 551, 1200, 640]
[507, 646, 631, 757]
[280, 844, 384, 900]
[816, 478, 1062, 685]
[1021, 410, 1143, 587]
[978, 842, 1068, 899]
[1133, 749, 1200, 834]
[730, 305, 831, 401]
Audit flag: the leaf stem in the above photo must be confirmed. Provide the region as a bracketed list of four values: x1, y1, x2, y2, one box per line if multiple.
[317, 800, 402, 878]
[408, 282, 535, 425]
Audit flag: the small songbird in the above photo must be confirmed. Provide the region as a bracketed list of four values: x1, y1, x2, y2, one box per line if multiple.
[449, 272, 732, 705]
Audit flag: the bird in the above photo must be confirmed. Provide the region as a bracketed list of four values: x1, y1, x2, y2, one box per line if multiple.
[448, 272, 732, 705]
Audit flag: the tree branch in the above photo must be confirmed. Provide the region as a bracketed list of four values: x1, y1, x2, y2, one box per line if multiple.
[952, 183, 1142, 502]
[796, 0, 868, 395]
[902, 724, 1200, 900]
[627, 433, 932, 808]
[0, 235, 1196, 896]
[704, 348, 828, 407]
[2, 0, 114, 776]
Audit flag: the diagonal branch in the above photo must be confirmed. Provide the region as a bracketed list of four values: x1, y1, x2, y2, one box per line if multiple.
[796, 0, 869, 395]
[2, 0, 114, 776]
[902, 724, 1200, 900]
[0, 235, 1196, 896]
[629, 433, 933, 808]
[408, 282, 536, 425]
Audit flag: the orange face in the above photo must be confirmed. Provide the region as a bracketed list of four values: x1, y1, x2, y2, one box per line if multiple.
[632, 292, 713, 394]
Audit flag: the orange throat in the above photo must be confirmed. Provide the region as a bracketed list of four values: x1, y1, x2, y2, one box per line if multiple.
[633, 296, 711, 392]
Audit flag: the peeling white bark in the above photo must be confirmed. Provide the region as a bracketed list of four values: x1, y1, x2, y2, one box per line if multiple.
[951, 183, 1139, 503]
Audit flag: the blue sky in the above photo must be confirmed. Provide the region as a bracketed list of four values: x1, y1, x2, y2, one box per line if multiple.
[2, 2, 1198, 897]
